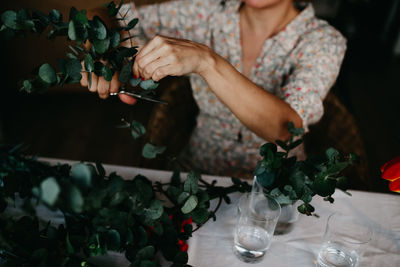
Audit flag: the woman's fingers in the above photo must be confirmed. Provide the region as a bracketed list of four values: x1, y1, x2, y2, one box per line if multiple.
[134, 45, 169, 78]
[118, 94, 137, 105]
[141, 55, 171, 80]
[91, 74, 99, 93]
[152, 64, 172, 82]
[97, 76, 110, 99]
[80, 72, 88, 87]
[80, 61, 88, 87]
[110, 72, 120, 94]
[133, 35, 165, 78]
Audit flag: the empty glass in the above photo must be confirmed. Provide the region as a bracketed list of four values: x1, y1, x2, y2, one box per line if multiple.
[233, 193, 281, 263]
[317, 212, 372, 267]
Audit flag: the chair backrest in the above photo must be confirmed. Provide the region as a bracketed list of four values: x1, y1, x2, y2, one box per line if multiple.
[304, 92, 370, 190]
[140, 76, 199, 169]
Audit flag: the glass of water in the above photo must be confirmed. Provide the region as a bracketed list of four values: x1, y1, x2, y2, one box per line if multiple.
[317, 212, 372, 267]
[233, 193, 281, 263]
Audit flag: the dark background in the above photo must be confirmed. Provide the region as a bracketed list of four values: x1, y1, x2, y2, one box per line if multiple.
[0, 0, 399, 193]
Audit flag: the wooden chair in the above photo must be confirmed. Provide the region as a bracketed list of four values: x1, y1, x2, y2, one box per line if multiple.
[304, 92, 370, 190]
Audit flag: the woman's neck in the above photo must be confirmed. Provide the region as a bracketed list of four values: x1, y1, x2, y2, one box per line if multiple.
[240, 1, 299, 38]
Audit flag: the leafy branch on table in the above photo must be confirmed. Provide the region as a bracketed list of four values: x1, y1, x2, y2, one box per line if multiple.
[0, 144, 251, 266]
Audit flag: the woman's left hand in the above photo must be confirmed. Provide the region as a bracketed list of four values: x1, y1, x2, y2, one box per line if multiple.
[133, 35, 213, 81]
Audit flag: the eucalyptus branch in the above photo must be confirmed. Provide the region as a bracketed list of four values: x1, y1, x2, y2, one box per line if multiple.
[192, 196, 223, 233]
[117, 9, 134, 49]
[0, 145, 251, 266]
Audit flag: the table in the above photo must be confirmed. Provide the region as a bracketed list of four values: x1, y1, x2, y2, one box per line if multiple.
[31, 159, 400, 266]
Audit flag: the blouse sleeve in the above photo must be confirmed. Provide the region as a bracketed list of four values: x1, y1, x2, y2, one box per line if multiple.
[277, 27, 347, 130]
[118, 0, 214, 48]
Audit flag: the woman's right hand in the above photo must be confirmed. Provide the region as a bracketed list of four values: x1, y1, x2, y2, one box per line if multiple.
[80, 63, 137, 105]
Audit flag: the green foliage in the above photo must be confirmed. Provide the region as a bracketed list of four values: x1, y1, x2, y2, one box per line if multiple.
[38, 63, 57, 84]
[2, 1, 167, 159]
[142, 143, 166, 159]
[254, 122, 357, 216]
[0, 145, 251, 266]
[1, 1, 160, 104]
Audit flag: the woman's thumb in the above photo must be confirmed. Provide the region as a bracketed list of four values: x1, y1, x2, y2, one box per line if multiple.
[118, 94, 137, 105]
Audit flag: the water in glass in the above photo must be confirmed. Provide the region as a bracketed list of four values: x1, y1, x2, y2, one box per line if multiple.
[234, 225, 272, 262]
[317, 242, 359, 267]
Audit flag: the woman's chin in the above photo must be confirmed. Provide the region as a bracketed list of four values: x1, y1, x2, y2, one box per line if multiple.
[243, 0, 284, 9]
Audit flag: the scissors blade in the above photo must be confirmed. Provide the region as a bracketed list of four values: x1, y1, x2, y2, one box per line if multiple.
[111, 90, 168, 105]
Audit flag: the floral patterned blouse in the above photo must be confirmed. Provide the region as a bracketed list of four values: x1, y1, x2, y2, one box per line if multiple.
[120, 0, 347, 176]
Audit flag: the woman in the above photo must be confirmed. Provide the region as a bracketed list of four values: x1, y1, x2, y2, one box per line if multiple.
[80, 0, 346, 175]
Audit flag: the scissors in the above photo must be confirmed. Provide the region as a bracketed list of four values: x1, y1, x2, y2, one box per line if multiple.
[110, 90, 168, 105]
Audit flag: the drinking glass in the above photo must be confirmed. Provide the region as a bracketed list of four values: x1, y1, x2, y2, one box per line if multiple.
[233, 193, 281, 263]
[250, 176, 298, 234]
[317, 212, 372, 267]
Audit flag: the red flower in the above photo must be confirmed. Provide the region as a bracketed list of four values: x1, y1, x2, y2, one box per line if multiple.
[180, 243, 188, 252]
[178, 239, 188, 252]
[381, 156, 400, 193]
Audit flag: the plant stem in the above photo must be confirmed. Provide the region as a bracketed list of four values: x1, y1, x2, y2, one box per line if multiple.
[117, 10, 134, 49]
[192, 196, 223, 233]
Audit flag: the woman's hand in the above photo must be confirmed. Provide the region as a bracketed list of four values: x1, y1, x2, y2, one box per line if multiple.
[80, 62, 137, 105]
[133, 35, 214, 81]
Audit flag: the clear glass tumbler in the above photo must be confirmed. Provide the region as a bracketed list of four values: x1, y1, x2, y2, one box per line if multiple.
[250, 176, 298, 234]
[233, 193, 281, 263]
[317, 212, 372, 267]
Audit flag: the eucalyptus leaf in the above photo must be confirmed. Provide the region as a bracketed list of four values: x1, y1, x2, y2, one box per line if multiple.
[297, 203, 315, 215]
[125, 18, 139, 31]
[144, 199, 163, 220]
[65, 58, 82, 82]
[102, 65, 113, 81]
[49, 9, 62, 24]
[142, 143, 166, 159]
[184, 171, 199, 194]
[288, 122, 305, 136]
[22, 80, 33, 92]
[39, 177, 60, 206]
[312, 173, 336, 197]
[90, 16, 107, 40]
[181, 195, 198, 214]
[256, 169, 275, 188]
[326, 147, 339, 161]
[71, 163, 92, 187]
[84, 53, 94, 72]
[1, 11, 18, 30]
[191, 208, 209, 224]
[68, 20, 76, 40]
[129, 77, 141, 87]
[69, 185, 84, 213]
[110, 31, 120, 48]
[38, 63, 57, 84]
[74, 10, 89, 26]
[140, 79, 159, 90]
[66, 53, 77, 59]
[131, 120, 146, 139]
[275, 140, 289, 151]
[93, 38, 110, 54]
[119, 61, 133, 83]
[177, 192, 190, 204]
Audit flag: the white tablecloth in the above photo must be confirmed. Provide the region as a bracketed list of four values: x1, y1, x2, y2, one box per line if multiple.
[37, 159, 400, 266]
